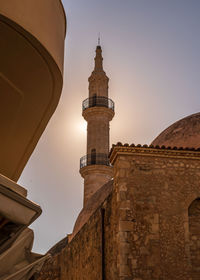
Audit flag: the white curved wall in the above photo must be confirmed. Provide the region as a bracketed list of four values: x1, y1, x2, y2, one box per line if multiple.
[0, 0, 66, 73]
[0, 1, 66, 181]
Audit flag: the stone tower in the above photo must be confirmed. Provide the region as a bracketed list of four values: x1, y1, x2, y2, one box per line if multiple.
[80, 45, 114, 205]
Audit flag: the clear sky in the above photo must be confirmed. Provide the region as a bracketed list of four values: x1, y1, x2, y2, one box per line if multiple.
[19, 0, 200, 253]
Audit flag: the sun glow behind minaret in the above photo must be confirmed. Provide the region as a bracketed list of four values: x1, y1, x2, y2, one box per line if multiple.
[67, 116, 87, 141]
[79, 119, 87, 134]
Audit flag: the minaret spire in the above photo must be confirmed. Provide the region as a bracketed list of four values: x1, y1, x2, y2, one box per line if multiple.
[88, 45, 108, 98]
[98, 32, 100, 46]
[94, 45, 103, 72]
[80, 46, 115, 205]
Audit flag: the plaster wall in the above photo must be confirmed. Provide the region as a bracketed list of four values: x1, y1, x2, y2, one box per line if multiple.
[0, 0, 66, 73]
[0, 0, 66, 180]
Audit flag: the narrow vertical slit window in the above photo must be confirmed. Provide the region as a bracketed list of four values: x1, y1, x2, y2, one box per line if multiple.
[92, 93, 97, 106]
[101, 208, 105, 280]
[91, 149, 96, 164]
[188, 198, 200, 276]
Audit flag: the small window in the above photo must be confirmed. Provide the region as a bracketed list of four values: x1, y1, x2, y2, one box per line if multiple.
[91, 149, 96, 164]
[188, 198, 200, 275]
[92, 94, 97, 106]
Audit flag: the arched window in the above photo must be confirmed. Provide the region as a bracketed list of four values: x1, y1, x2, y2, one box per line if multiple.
[91, 148, 96, 164]
[92, 94, 97, 106]
[188, 198, 200, 274]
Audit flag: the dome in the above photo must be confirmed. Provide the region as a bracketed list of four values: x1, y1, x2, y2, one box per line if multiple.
[47, 236, 68, 256]
[152, 112, 200, 148]
[70, 180, 113, 240]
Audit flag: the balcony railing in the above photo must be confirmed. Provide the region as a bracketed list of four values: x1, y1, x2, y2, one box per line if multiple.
[80, 153, 110, 169]
[82, 96, 114, 112]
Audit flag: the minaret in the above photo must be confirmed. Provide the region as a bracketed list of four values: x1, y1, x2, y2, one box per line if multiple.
[80, 45, 114, 205]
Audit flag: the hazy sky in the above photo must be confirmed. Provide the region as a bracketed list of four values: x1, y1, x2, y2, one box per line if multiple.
[19, 0, 200, 253]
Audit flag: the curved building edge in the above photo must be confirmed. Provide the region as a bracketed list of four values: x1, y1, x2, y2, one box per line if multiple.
[0, 2, 66, 181]
[0, 0, 66, 73]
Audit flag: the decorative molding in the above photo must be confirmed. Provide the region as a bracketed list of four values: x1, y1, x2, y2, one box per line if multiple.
[110, 145, 200, 165]
[82, 106, 114, 122]
[80, 164, 113, 178]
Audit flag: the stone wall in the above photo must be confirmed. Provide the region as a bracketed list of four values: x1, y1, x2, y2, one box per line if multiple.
[110, 146, 200, 280]
[38, 146, 200, 280]
[60, 208, 102, 280]
[37, 254, 61, 280]
[37, 198, 112, 280]
[104, 193, 118, 279]
[188, 198, 200, 279]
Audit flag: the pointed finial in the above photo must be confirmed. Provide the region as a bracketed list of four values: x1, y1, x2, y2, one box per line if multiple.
[94, 36, 103, 71]
[98, 32, 100, 46]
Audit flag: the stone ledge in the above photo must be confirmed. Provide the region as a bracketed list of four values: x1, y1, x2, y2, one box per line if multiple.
[82, 106, 114, 121]
[80, 164, 113, 178]
[109, 143, 200, 165]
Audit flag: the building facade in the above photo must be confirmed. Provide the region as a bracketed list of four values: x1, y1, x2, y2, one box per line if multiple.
[38, 144, 200, 280]
[37, 45, 200, 280]
[0, 1, 66, 279]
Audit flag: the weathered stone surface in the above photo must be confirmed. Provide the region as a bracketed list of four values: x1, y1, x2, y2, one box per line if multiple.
[152, 112, 200, 148]
[37, 146, 200, 280]
[111, 146, 200, 280]
[71, 180, 113, 240]
[80, 164, 113, 206]
[37, 207, 103, 280]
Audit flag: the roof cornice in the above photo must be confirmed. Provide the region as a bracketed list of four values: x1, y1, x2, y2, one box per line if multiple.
[109, 143, 200, 165]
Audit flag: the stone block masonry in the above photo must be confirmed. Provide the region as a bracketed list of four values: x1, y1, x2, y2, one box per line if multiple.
[37, 145, 200, 279]
[37, 207, 103, 280]
[110, 145, 200, 280]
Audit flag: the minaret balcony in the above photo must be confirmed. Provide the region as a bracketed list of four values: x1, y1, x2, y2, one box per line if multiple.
[80, 153, 111, 169]
[82, 96, 114, 112]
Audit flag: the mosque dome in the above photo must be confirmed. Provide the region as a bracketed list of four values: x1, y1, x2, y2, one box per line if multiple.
[152, 112, 200, 148]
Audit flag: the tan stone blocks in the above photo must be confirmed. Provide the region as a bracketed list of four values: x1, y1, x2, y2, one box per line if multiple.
[118, 232, 128, 242]
[39, 145, 200, 280]
[116, 158, 131, 169]
[118, 183, 127, 192]
[119, 242, 130, 254]
[131, 258, 137, 269]
[110, 148, 200, 279]
[119, 221, 134, 231]
[118, 264, 131, 277]
[151, 222, 159, 234]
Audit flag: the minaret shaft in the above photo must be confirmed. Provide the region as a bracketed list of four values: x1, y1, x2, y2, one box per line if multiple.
[80, 46, 114, 206]
[88, 80, 108, 98]
[87, 117, 110, 155]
